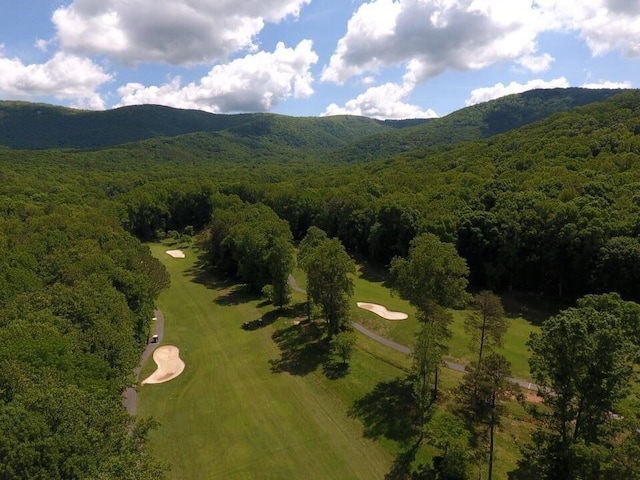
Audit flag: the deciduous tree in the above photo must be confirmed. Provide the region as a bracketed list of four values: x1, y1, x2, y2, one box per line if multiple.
[464, 291, 508, 365]
[302, 234, 355, 337]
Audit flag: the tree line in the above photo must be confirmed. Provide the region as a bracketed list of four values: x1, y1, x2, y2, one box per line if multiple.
[0, 201, 169, 478]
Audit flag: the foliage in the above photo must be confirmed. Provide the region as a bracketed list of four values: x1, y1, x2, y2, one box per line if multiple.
[517, 300, 639, 478]
[464, 291, 508, 364]
[456, 354, 518, 479]
[301, 229, 356, 337]
[390, 233, 470, 315]
[332, 331, 356, 365]
[0, 204, 168, 478]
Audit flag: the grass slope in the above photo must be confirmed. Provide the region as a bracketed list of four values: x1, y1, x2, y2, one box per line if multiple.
[138, 244, 392, 479]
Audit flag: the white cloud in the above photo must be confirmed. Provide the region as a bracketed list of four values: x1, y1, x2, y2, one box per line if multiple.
[115, 40, 318, 113]
[516, 53, 555, 73]
[0, 52, 111, 109]
[35, 39, 52, 52]
[52, 0, 311, 65]
[524, 0, 640, 57]
[323, 0, 640, 86]
[581, 80, 633, 89]
[465, 77, 571, 106]
[322, 0, 543, 84]
[322, 81, 437, 120]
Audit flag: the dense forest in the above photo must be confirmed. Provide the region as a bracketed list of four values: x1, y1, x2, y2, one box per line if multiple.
[1, 88, 640, 478]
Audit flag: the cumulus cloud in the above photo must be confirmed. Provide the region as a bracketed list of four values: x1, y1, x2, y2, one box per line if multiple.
[115, 40, 318, 112]
[52, 0, 311, 65]
[465, 77, 570, 106]
[516, 53, 555, 73]
[581, 80, 633, 89]
[322, 81, 437, 120]
[323, 0, 640, 85]
[0, 52, 111, 109]
[322, 0, 543, 84]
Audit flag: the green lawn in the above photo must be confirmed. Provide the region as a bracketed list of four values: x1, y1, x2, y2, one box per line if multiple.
[138, 244, 393, 479]
[304, 263, 543, 381]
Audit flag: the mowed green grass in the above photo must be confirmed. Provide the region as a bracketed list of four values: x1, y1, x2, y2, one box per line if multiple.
[138, 244, 392, 479]
[304, 263, 544, 381]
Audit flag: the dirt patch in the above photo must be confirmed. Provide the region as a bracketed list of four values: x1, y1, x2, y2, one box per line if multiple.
[524, 390, 544, 404]
[141, 345, 185, 385]
[165, 249, 185, 258]
[357, 302, 408, 320]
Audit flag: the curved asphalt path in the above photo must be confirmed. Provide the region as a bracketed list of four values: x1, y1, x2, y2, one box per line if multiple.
[288, 275, 539, 392]
[122, 308, 165, 415]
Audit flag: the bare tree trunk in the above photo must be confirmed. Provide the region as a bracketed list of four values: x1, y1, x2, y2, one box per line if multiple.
[488, 391, 496, 480]
[432, 365, 439, 404]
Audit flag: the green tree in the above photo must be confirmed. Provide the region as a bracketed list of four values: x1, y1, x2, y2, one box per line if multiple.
[518, 303, 638, 478]
[464, 291, 508, 365]
[298, 226, 329, 320]
[411, 322, 443, 429]
[457, 353, 517, 480]
[390, 233, 470, 318]
[267, 236, 295, 308]
[420, 409, 472, 480]
[302, 234, 355, 337]
[332, 331, 356, 365]
[390, 233, 469, 400]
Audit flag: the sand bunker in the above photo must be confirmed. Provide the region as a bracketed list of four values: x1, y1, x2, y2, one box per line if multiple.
[141, 345, 185, 385]
[357, 302, 408, 320]
[165, 249, 186, 258]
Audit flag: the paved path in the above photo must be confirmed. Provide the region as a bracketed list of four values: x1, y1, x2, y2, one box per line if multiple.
[122, 309, 165, 415]
[288, 274, 305, 294]
[288, 275, 540, 392]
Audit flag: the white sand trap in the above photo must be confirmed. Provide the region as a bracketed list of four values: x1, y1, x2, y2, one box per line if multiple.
[165, 249, 186, 258]
[141, 345, 185, 385]
[357, 302, 408, 320]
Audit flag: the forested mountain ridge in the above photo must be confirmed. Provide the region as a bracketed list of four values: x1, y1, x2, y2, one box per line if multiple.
[331, 87, 629, 162]
[0, 87, 624, 154]
[0, 101, 400, 150]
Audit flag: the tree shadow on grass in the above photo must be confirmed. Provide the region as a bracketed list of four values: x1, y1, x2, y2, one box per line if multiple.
[322, 360, 350, 380]
[215, 284, 262, 306]
[500, 291, 568, 326]
[349, 377, 417, 442]
[357, 261, 393, 288]
[269, 322, 330, 376]
[384, 437, 423, 480]
[185, 260, 236, 292]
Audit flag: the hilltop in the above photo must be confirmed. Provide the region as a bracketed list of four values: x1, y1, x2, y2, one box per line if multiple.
[0, 101, 400, 150]
[0, 88, 627, 155]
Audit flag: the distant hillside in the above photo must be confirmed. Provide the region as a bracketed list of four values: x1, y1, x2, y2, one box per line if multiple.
[0, 102, 395, 150]
[332, 88, 631, 162]
[0, 88, 629, 155]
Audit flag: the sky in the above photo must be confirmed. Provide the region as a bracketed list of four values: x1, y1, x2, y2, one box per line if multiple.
[0, 0, 638, 119]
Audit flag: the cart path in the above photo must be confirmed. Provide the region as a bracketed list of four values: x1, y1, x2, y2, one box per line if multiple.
[122, 308, 165, 415]
[288, 275, 540, 392]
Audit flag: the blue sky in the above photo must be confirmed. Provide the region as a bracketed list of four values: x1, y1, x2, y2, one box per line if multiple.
[0, 0, 638, 119]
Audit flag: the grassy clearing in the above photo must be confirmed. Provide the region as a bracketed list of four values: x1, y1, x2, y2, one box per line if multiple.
[139, 244, 392, 479]
[346, 263, 546, 381]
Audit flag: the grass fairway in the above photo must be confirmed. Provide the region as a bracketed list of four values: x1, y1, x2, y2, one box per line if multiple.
[138, 244, 392, 479]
